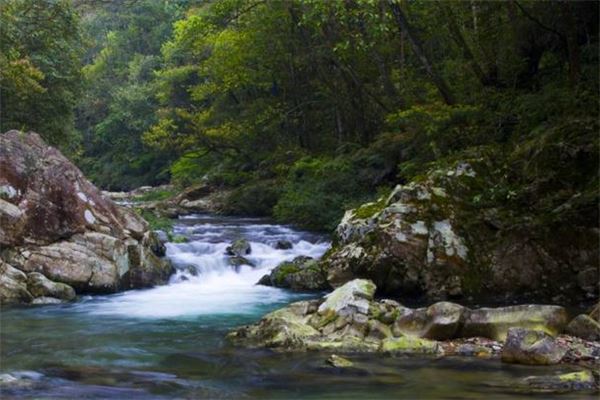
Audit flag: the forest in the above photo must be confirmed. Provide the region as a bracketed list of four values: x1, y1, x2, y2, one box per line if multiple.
[3, 0, 597, 231]
[1, 1, 599, 398]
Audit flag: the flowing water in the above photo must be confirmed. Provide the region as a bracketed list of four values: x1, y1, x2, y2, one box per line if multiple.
[0, 215, 594, 399]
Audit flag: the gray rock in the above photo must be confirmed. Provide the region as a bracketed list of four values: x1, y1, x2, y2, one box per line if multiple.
[0, 131, 174, 303]
[262, 256, 328, 291]
[31, 296, 65, 305]
[0, 261, 33, 304]
[27, 272, 75, 301]
[461, 304, 568, 341]
[565, 314, 600, 341]
[225, 239, 251, 257]
[519, 370, 597, 393]
[275, 240, 293, 250]
[326, 354, 354, 368]
[318, 279, 376, 317]
[501, 328, 567, 365]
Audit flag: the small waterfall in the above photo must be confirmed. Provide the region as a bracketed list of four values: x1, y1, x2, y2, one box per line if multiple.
[89, 214, 330, 318]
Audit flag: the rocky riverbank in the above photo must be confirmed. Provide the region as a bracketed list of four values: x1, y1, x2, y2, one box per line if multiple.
[0, 131, 173, 305]
[228, 279, 600, 392]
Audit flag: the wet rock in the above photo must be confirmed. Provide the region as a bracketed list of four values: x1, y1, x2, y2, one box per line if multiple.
[501, 328, 567, 365]
[275, 240, 293, 250]
[225, 239, 251, 257]
[0, 261, 33, 304]
[229, 256, 255, 270]
[520, 370, 598, 393]
[258, 256, 328, 291]
[0, 131, 173, 302]
[31, 296, 65, 305]
[326, 354, 354, 368]
[461, 304, 568, 341]
[392, 301, 466, 340]
[257, 274, 271, 286]
[27, 272, 75, 301]
[380, 336, 440, 355]
[227, 300, 320, 349]
[565, 314, 600, 341]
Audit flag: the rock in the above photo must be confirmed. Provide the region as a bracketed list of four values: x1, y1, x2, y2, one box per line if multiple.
[227, 300, 320, 349]
[461, 304, 568, 341]
[318, 279, 376, 317]
[392, 301, 466, 340]
[326, 354, 354, 368]
[0, 261, 33, 304]
[0, 131, 173, 303]
[565, 314, 600, 341]
[31, 296, 65, 305]
[229, 256, 255, 270]
[520, 370, 597, 393]
[589, 302, 599, 322]
[380, 336, 440, 355]
[501, 328, 567, 365]
[258, 256, 328, 291]
[321, 161, 599, 302]
[225, 239, 251, 257]
[27, 272, 75, 301]
[275, 240, 293, 250]
[257, 274, 271, 286]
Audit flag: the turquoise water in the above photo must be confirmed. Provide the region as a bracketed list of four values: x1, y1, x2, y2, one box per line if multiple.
[0, 215, 595, 399]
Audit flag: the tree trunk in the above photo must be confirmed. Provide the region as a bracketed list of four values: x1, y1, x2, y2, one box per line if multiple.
[560, 1, 581, 86]
[388, 1, 456, 105]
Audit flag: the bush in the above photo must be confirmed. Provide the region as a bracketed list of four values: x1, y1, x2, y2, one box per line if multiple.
[273, 157, 375, 231]
[221, 179, 282, 217]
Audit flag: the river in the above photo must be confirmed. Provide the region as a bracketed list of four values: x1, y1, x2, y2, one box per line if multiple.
[0, 214, 592, 399]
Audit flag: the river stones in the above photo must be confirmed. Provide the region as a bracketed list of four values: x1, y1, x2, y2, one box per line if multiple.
[326, 354, 353, 368]
[380, 336, 440, 355]
[519, 370, 598, 393]
[257, 256, 328, 291]
[501, 328, 567, 365]
[275, 240, 293, 250]
[225, 239, 251, 257]
[461, 304, 569, 341]
[0, 131, 173, 304]
[565, 314, 600, 341]
[26, 272, 75, 301]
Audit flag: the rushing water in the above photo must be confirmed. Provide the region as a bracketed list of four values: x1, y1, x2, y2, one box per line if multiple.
[0, 215, 594, 399]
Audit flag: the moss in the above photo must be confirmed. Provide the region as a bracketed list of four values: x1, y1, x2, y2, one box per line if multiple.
[137, 209, 174, 233]
[557, 371, 594, 383]
[353, 197, 387, 220]
[380, 336, 439, 355]
[171, 234, 188, 243]
[273, 263, 300, 286]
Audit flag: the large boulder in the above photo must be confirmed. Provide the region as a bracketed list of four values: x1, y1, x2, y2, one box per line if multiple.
[501, 328, 567, 365]
[0, 131, 173, 304]
[225, 239, 251, 257]
[461, 304, 569, 341]
[257, 256, 329, 291]
[321, 161, 599, 301]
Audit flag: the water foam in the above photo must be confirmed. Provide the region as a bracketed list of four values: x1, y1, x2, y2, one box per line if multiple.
[88, 215, 330, 319]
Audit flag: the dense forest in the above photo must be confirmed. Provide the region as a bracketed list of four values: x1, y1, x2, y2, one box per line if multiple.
[1, 0, 598, 231]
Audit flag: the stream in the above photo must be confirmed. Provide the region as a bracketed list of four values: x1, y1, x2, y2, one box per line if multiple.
[0, 214, 593, 399]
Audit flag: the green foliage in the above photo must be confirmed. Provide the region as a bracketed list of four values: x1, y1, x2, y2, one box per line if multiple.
[221, 180, 281, 217]
[138, 209, 173, 234]
[274, 157, 375, 231]
[0, 0, 83, 148]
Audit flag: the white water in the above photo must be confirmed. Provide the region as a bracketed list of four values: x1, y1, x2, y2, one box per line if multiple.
[89, 214, 330, 318]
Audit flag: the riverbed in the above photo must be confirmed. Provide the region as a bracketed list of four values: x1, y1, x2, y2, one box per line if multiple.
[0, 214, 594, 399]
